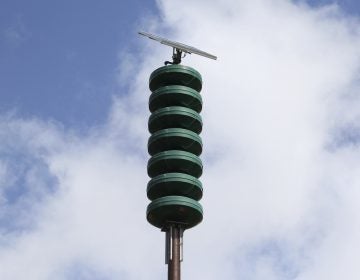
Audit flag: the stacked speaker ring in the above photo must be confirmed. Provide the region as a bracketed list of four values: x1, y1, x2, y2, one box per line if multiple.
[146, 65, 204, 230]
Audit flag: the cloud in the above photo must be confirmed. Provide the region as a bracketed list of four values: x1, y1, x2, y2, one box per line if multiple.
[1, 0, 360, 279]
[2, 15, 30, 46]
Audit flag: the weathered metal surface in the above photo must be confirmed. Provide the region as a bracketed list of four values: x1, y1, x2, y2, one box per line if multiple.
[148, 106, 202, 134]
[148, 128, 202, 156]
[168, 226, 182, 280]
[147, 173, 203, 201]
[146, 196, 203, 229]
[149, 65, 202, 92]
[149, 85, 202, 113]
[147, 150, 202, 178]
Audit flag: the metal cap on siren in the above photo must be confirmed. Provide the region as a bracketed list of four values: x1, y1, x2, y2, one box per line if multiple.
[139, 31, 217, 280]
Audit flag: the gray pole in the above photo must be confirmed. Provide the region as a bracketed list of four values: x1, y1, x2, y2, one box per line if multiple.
[168, 226, 181, 280]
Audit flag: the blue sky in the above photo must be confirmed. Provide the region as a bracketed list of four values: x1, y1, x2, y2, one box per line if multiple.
[1, 0, 359, 127]
[0, 0, 156, 127]
[1, 1, 360, 279]
[307, 0, 360, 13]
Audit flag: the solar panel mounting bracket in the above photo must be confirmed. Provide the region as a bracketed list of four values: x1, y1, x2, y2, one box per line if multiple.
[167, 47, 185, 65]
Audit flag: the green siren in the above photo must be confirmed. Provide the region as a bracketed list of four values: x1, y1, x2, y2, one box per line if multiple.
[139, 31, 216, 280]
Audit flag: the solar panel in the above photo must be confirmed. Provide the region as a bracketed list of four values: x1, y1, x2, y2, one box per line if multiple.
[138, 31, 217, 64]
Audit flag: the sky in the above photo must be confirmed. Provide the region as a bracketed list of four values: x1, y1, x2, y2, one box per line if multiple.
[1, 0, 360, 279]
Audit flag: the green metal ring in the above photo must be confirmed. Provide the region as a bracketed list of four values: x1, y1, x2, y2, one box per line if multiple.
[148, 106, 202, 134]
[147, 150, 202, 178]
[149, 65, 202, 92]
[147, 172, 203, 201]
[146, 195, 203, 229]
[149, 85, 202, 113]
[148, 128, 202, 156]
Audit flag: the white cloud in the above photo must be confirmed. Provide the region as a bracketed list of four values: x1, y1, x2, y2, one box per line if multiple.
[2, 14, 30, 46]
[1, 0, 360, 279]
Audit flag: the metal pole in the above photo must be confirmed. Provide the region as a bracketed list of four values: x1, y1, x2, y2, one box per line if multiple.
[168, 225, 181, 280]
